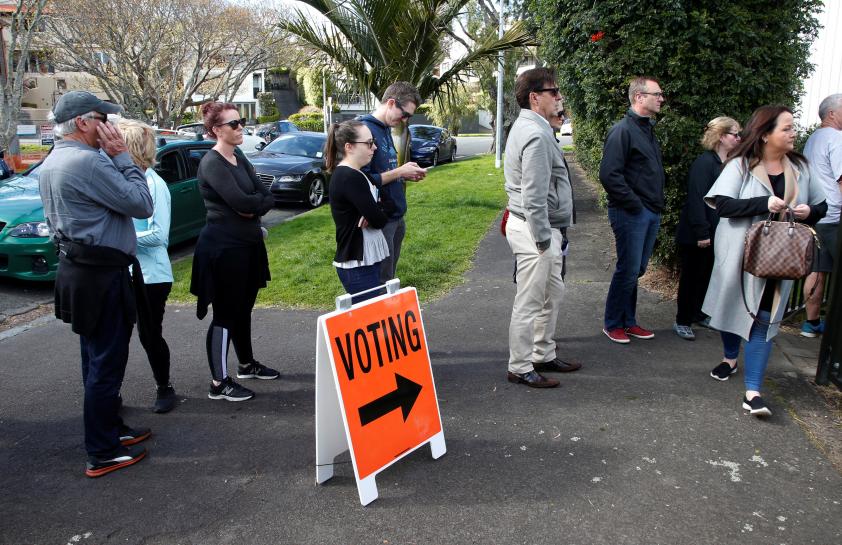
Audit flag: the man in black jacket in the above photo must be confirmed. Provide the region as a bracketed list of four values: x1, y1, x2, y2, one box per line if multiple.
[599, 76, 666, 344]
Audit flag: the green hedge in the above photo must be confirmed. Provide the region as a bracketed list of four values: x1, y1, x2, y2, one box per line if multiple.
[289, 111, 325, 132]
[257, 114, 281, 124]
[530, 0, 820, 265]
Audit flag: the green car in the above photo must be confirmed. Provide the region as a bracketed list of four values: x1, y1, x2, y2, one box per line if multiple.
[0, 136, 218, 281]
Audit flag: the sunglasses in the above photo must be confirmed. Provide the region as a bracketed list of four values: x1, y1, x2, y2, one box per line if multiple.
[351, 139, 375, 149]
[88, 113, 108, 123]
[535, 87, 561, 97]
[395, 102, 413, 120]
[216, 118, 247, 130]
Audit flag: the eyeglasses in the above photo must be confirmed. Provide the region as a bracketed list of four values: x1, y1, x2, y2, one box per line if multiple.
[350, 139, 375, 149]
[727, 131, 741, 137]
[535, 87, 561, 97]
[88, 114, 108, 123]
[395, 102, 413, 120]
[216, 119, 247, 130]
[639, 92, 665, 98]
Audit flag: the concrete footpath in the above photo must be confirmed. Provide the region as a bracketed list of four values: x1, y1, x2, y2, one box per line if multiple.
[1, 166, 841, 545]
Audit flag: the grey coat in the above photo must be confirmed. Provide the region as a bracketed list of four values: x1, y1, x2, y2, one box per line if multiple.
[702, 157, 825, 340]
[504, 109, 573, 249]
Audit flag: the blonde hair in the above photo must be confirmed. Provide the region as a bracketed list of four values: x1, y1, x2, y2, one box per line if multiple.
[117, 119, 156, 169]
[701, 116, 740, 150]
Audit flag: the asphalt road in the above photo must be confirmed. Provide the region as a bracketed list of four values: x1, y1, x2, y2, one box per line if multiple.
[2, 163, 840, 544]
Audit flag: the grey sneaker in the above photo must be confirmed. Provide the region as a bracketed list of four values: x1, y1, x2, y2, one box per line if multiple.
[672, 323, 695, 340]
[208, 377, 254, 401]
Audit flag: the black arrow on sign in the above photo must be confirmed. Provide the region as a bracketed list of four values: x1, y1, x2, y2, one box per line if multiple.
[358, 373, 423, 426]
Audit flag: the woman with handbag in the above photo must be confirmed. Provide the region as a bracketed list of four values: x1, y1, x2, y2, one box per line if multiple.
[702, 105, 826, 416]
[673, 117, 742, 340]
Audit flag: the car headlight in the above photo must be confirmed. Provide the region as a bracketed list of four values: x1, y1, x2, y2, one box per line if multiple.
[9, 221, 50, 238]
[277, 175, 304, 182]
[418, 146, 437, 152]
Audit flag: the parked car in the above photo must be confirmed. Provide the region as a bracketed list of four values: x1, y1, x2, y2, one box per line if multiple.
[409, 125, 457, 166]
[560, 119, 573, 136]
[0, 136, 216, 281]
[175, 122, 264, 155]
[249, 131, 329, 208]
[255, 120, 299, 143]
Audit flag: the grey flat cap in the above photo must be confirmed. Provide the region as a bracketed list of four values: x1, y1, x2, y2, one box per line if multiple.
[53, 91, 122, 123]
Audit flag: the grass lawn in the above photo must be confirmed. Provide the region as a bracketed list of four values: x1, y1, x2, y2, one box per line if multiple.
[169, 155, 506, 309]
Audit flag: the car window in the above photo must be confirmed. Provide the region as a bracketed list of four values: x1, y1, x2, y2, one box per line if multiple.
[155, 151, 184, 184]
[280, 122, 299, 133]
[264, 134, 325, 158]
[409, 126, 441, 140]
[186, 148, 210, 178]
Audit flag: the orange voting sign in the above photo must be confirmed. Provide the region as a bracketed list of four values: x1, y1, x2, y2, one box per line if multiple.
[315, 284, 445, 505]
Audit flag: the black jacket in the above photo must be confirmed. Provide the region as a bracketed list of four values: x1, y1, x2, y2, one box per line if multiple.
[676, 150, 722, 245]
[599, 109, 665, 213]
[329, 166, 388, 262]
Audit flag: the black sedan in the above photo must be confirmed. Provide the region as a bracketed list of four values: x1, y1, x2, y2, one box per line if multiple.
[249, 132, 329, 208]
[409, 125, 457, 166]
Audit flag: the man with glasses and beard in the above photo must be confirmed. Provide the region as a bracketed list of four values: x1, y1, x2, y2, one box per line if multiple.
[504, 67, 579, 389]
[39, 91, 154, 477]
[599, 76, 666, 344]
[358, 82, 428, 284]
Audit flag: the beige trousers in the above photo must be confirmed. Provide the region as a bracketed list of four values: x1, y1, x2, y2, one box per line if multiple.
[505, 214, 565, 374]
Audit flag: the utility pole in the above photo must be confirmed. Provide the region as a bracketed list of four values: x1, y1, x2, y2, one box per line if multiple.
[494, 0, 504, 169]
[322, 71, 328, 133]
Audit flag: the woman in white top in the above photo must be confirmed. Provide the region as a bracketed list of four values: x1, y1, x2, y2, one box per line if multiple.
[325, 120, 390, 303]
[119, 119, 178, 413]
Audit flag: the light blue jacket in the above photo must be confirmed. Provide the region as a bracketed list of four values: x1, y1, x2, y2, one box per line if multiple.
[133, 168, 173, 284]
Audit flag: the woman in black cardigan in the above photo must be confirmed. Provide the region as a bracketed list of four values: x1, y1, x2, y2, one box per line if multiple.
[325, 121, 389, 303]
[190, 102, 278, 402]
[673, 116, 742, 340]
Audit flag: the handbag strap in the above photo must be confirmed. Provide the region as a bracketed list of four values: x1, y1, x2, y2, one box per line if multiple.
[740, 262, 818, 327]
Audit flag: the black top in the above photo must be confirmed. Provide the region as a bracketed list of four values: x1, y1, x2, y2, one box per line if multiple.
[197, 150, 274, 244]
[676, 150, 722, 245]
[599, 109, 666, 213]
[329, 165, 388, 262]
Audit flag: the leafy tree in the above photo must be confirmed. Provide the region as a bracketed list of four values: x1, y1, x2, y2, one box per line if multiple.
[258, 92, 278, 119]
[530, 0, 821, 264]
[426, 83, 479, 134]
[0, 0, 49, 156]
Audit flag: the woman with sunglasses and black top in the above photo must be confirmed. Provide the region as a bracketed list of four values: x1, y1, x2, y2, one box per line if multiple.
[325, 120, 389, 303]
[190, 102, 279, 402]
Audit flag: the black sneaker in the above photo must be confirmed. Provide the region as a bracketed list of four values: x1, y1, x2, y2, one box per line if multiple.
[710, 362, 738, 381]
[119, 425, 152, 446]
[153, 385, 178, 414]
[237, 360, 280, 380]
[85, 445, 147, 478]
[208, 377, 254, 401]
[742, 395, 772, 417]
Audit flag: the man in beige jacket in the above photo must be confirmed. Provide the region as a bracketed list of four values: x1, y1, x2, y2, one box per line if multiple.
[504, 67, 580, 388]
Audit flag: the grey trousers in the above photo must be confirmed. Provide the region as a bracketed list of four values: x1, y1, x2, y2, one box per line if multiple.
[379, 217, 406, 283]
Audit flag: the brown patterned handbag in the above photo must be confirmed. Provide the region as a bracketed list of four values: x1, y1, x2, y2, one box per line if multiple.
[742, 210, 819, 280]
[740, 208, 820, 324]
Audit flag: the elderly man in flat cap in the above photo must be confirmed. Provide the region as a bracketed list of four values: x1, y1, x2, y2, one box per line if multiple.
[39, 91, 154, 477]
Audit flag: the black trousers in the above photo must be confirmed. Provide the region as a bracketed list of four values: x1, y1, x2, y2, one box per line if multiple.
[80, 273, 131, 458]
[675, 243, 714, 326]
[138, 282, 172, 387]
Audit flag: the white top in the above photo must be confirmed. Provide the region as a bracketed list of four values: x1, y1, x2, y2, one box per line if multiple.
[332, 169, 389, 269]
[803, 127, 842, 223]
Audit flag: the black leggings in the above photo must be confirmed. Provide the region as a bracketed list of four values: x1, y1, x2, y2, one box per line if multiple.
[205, 285, 258, 381]
[138, 282, 172, 387]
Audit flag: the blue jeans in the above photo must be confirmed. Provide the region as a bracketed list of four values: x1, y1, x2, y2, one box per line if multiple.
[720, 311, 773, 392]
[336, 264, 383, 303]
[604, 206, 661, 330]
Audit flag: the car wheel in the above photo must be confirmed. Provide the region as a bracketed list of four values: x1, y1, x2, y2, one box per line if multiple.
[449, 146, 456, 163]
[431, 150, 439, 167]
[307, 177, 325, 208]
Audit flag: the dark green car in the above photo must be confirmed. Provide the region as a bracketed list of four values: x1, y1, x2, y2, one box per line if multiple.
[0, 136, 217, 281]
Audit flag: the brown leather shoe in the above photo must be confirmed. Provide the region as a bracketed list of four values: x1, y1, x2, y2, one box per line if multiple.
[533, 358, 582, 373]
[507, 371, 560, 388]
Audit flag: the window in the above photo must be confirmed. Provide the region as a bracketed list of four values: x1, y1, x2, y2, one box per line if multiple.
[186, 149, 210, 178]
[155, 151, 184, 183]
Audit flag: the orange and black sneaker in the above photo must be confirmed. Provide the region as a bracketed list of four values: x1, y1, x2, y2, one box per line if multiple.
[119, 426, 151, 446]
[85, 445, 147, 478]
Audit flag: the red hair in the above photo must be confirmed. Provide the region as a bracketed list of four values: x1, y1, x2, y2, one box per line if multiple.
[201, 101, 238, 139]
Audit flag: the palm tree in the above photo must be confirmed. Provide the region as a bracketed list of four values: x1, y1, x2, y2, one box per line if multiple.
[281, 0, 535, 160]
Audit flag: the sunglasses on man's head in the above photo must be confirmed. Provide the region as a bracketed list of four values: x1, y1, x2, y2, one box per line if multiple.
[216, 118, 247, 130]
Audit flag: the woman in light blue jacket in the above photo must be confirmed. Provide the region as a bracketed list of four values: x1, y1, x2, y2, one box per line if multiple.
[120, 119, 178, 414]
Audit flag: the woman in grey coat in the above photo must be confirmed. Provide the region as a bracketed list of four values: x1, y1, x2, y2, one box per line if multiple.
[702, 105, 826, 417]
